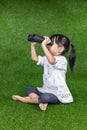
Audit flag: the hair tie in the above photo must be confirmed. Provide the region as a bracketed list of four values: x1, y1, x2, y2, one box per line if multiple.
[69, 43, 72, 46]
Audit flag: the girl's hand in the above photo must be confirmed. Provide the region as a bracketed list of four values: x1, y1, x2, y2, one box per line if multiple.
[42, 36, 51, 45]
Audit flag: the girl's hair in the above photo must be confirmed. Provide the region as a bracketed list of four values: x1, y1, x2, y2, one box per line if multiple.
[50, 34, 76, 71]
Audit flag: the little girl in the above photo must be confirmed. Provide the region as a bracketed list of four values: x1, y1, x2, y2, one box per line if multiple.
[12, 34, 76, 111]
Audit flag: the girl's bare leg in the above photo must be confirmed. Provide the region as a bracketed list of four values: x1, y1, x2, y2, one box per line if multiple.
[12, 95, 39, 104]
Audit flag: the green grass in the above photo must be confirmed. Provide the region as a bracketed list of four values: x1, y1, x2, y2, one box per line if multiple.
[0, 0, 87, 130]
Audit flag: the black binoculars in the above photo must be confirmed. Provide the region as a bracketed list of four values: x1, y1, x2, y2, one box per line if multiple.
[28, 34, 52, 45]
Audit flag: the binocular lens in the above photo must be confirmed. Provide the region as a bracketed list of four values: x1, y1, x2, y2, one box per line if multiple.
[28, 34, 52, 45]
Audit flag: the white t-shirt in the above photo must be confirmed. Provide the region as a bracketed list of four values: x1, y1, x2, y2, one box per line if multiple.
[37, 55, 73, 103]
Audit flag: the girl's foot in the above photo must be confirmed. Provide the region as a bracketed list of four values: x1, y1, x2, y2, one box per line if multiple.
[39, 103, 48, 111]
[12, 95, 22, 101]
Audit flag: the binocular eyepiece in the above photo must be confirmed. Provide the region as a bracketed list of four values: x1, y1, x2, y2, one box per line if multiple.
[28, 34, 52, 45]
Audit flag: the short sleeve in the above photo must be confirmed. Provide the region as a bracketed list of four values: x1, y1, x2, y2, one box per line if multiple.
[37, 55, 45, 66]
[52, 56, 67, 71]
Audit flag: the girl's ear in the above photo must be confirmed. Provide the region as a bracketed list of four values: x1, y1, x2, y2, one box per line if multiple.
[58, 46, 65, 54]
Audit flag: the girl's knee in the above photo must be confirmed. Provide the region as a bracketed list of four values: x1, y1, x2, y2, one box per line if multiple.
[26, 87, 32, 96]
[26, 87, 36, 96]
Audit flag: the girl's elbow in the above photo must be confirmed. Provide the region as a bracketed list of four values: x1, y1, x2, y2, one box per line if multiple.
[49, 59, 57, 65]
[31, 57, 38, 62]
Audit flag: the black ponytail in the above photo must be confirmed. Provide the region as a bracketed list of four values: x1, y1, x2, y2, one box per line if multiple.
[69, 44, 76, 71]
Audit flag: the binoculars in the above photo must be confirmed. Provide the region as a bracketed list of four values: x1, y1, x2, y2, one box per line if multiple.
[28, 34, 52, 45]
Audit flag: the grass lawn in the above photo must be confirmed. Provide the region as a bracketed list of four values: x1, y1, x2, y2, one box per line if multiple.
[0, 0, 87, 130]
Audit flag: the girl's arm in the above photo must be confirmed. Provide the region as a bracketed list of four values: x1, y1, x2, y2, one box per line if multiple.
[31, 43, 38, 62]
[41, 37, 57, 64]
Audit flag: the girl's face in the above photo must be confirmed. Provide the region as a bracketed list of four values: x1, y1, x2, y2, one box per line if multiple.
[48, 42, 65, 56]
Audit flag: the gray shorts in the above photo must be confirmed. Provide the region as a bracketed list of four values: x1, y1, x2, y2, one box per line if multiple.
[26, 87, 61, 104]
